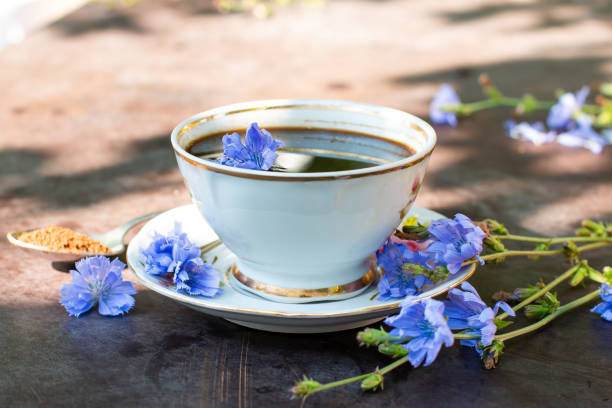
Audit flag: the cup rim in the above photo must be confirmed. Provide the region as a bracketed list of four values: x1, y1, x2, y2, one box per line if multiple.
[170, 99, 436, 180]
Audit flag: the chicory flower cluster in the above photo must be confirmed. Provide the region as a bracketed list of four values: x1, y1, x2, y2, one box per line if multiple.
[374, 214, 512, 367]
[429, 84, 612, 154]
[376, 213, 485, 300]
[141, 223, 221, 297]
[382, 282, 514, 368]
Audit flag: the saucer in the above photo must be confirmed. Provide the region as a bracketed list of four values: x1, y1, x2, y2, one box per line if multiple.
[126, 205, 476, 333]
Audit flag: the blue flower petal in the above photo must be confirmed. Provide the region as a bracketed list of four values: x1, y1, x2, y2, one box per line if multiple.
[591, 283, 612, 321]
[430, 84, 460, 127]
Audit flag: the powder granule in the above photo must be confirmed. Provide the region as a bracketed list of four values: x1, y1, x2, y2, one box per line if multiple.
[18, 225, 111, 254]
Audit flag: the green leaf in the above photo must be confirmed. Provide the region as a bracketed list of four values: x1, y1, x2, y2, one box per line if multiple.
[570, 266, 588, 286]
[587, 268, 606, 284]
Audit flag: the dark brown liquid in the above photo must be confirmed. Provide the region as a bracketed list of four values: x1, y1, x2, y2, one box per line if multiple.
[187, 127, 413, 173]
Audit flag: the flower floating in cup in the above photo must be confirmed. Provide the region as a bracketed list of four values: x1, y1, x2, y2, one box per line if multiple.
[141, 223, 221, 297]
[218, 122, 284, 170]
[429, 76, 612, 153]
[59, 256, 137, 317]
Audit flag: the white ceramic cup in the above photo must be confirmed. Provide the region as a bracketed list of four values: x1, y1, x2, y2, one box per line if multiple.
[171, 100, 436, 303]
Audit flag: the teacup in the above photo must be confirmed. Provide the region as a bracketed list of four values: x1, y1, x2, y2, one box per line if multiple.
[171, 100, 436, 303]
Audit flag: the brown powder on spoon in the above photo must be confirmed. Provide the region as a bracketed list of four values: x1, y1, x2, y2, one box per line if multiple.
[18, 225, 111, 254]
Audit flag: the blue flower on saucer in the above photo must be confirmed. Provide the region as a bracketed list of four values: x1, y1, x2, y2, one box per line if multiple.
[141, 222, 221, 297]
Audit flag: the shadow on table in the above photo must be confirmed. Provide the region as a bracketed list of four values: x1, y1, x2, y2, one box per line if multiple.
[435, 0, 612, 30]
[1, 132, 181, 210]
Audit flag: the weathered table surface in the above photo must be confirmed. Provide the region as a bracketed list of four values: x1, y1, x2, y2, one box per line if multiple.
[2, 1, 612, 407]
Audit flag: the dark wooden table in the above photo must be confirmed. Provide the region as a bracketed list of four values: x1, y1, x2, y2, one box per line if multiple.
[2, 1, 612, 406]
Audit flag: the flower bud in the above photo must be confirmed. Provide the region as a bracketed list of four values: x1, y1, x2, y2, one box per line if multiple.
[603, 266, 612, 283]
[484, 236, 505, 253]
[357, 328, 391, 347]
[491, 290, 518, 303]
[378, 343, 409, 358]
[513, 280, 544, 300]
[401, 223, 429, 239]
[361, 372, 384, 391]
[562, 241, 579, 263]
[428, 265, 450, 283]
[481, 340, 505, 370]
[582, 220, 607, 237]
[569, 262, 587, 287]
[482, 219, 509, 235]
[403, 263, 425, 276]
[576, 227, 592, 237]
[478, 73, 491, 89]
[524, 292, 559, 319]
[291, 377, 321, 398]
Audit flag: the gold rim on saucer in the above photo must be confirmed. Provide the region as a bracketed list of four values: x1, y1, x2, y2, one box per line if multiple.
[229, 263, 377, 298]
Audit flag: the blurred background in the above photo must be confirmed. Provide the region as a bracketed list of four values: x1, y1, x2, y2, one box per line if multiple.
[2, 3, 612, 407]
[1, 0, 611, 234]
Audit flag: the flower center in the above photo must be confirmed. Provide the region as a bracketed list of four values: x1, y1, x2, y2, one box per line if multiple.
[417, 320, 436, 337]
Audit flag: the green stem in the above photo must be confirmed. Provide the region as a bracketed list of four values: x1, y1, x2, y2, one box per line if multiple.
[443, 98, 601, 115]
[304, 356, 410, 396]
[496, 264, 579, 320]
[453, 333, 480, 340]
[378, 355, 411, 375]
[576, 241, 611, 252]
[493, 234, 611, 244]
[463, 241, 610, 266]
[495, 289, 601, 342]
[386, 334, 479, 342]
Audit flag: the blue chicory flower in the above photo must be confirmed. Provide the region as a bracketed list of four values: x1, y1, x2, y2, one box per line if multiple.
[59, 256, 137, 317]
[444, 281, 514, 353]
[590, 283, 612, 321]
[426, 214, 486, 274]
[504, 120, 555, 146]
[430, 84, 461, 126]
[141, 223, 221, 297]
[556, 115, 608, 154]
[385, 297, 454, 367]
[547, 86, 589, 130]
[174, 261, 221, 297]
[376, 241, 420, 300]
[218, 122, 284, 170]
[376, 240, 436, 300]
